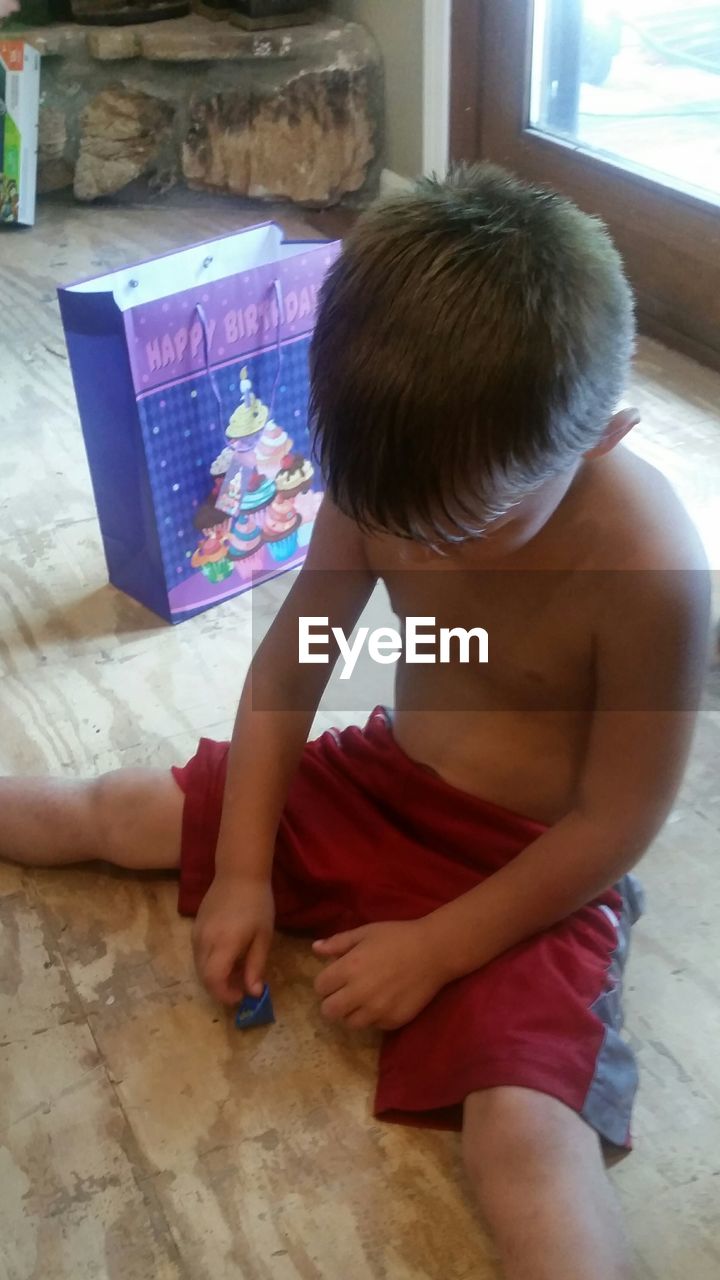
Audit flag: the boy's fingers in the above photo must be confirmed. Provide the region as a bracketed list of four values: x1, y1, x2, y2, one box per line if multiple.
[244, 933, 270, 998]
[203, 948, 244, 1005]
[321, 990, 359, 1022]
[314, 960, 349, 998]
[312, 929, 365, 959]
[616, 406, 641, 430]
[344, 1008, 376, 1031]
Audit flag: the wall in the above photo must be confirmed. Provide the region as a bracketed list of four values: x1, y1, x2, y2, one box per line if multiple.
[323, 0, 425, 178]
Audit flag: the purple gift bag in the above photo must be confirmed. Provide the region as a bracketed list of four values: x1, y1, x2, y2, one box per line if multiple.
[58, 223, 342, 623]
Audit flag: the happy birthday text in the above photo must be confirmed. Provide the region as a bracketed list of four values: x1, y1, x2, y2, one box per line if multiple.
[143, 285, 321, 375]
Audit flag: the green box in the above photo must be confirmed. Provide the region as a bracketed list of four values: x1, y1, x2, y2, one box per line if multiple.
[0, 40, 40, 227]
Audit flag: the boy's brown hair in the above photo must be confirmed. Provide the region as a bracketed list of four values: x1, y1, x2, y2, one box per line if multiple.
[310, 164, 635, 544]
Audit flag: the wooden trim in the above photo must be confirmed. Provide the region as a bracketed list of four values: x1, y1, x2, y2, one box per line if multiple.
[450, 0, 720, 371]
[449, 0, 484, 164]
[479, 2, 720, 223]
[423, 0, 452, 176]
[305, 207, 357, 240]
[639, 312, 720, 374]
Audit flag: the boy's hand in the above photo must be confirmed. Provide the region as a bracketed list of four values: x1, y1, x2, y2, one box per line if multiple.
[192, 878, 275, 1006]
[312, 920, 447, 1032]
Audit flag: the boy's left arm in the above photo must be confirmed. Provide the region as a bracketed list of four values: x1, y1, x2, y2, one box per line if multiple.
[314, 562, 711, 1030]
[425, 564, 711, 984]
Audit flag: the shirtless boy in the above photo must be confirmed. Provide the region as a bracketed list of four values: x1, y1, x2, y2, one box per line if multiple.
[2, 167, 710, 1280]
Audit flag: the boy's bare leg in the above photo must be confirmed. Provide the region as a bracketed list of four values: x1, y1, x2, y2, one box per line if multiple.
[463, 1088, 632, 1280]
[0, 771, 183, 871]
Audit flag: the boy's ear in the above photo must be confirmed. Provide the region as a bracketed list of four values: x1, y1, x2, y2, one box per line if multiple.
[584, 407, 640, 459]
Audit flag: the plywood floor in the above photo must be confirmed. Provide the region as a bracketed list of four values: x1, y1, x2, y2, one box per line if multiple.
[1, 195, 720, 1280]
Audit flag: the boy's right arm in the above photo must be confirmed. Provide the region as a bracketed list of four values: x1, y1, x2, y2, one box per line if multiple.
[192, 498, 377, 1005]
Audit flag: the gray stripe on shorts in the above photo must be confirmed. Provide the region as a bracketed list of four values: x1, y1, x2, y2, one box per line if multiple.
[581, 873, 645, 1149]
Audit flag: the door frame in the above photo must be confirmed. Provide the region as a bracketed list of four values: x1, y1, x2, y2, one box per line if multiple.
[449, 0, 720, 371]
[423, 0, 453, 177]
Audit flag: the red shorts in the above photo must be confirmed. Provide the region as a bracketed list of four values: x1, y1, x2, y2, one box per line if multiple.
[172, 707, 642, 1143]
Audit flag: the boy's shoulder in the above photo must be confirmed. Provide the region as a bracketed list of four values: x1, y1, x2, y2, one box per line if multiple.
[578, 447, 708, 574]
[580, 448, 711, 695]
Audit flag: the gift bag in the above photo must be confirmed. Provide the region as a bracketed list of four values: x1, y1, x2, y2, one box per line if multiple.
[58, 223, 342, 622]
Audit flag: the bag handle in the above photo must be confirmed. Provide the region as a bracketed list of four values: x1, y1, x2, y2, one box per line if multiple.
[195, 302, 224, 431]
[194, 278, 285, 434]
[267, 277, 285, 420]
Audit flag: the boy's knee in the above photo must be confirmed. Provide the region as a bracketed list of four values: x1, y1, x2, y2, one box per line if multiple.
[87, 768, 183, 869]
[88, 773, 131, 864]
[462, 1087, 586, 1192]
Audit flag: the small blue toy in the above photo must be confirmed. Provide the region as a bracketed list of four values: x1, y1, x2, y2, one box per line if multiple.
[235, 984, 275, 1030]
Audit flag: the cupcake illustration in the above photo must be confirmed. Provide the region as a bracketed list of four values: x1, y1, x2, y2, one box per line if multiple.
[264, 454, 314, 562]
[275, 453, 314, 500]
[209, 444, 237, 498]
[255, 420, 293, 479]
[225, 367, 270, 451]
[210, 444, 236, 479]
[227, 511, 266, 579]
[295, 489, 323, 526]
[264, 497, 302, 563]
[190, 503, 231, 570]
[295, 489, 323, 547]
[202, 558, 235, 584]
[238, 468, 276, 529]
[215, 463, 245, 518]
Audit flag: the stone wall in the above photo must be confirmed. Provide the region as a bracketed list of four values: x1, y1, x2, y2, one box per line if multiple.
[25, 13, 382, 207]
